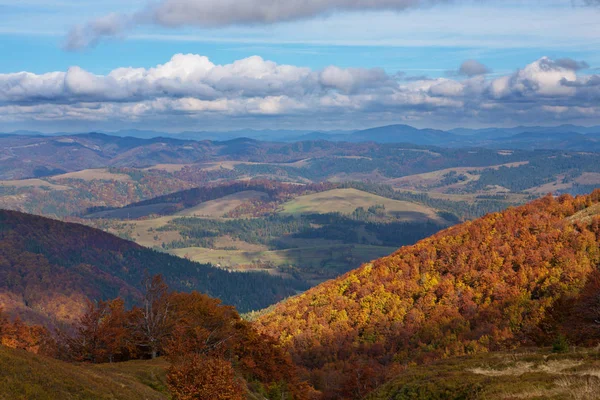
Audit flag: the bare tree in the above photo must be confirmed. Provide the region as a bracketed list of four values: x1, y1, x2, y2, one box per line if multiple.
[137, 273, 172, 359]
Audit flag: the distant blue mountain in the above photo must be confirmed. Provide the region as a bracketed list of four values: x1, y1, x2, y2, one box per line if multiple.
[3, 124, 600, 150]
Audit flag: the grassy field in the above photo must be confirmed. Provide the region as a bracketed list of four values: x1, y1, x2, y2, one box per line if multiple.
[388, 161, 530, 193]
[367, 347, 600, 400]
[0, 179, 71, 191]
[50, 168, 132, 182]
[0, 346, 169, 400]
[170, 243, 398, 283]
[176, 190, 269, 217]
[280, 188, 442, 222]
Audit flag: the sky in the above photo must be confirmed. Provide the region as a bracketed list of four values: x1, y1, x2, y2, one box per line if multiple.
[2, 0, 600, 132]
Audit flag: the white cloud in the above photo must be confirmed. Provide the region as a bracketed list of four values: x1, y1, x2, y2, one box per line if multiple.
[2, 54, 600, 127]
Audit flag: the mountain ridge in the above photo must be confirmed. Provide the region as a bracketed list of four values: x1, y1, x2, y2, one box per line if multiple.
[257, 189, 600, 399]
[0, 209, 303, 325]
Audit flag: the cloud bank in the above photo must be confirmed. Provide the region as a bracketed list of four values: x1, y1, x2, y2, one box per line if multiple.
[1, 55, 598, 128]
[65, 0, 447, 50]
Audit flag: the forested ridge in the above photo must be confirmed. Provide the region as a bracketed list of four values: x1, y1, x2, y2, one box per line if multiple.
[257, 189, 600, 399]
[0, 210, 304, 325]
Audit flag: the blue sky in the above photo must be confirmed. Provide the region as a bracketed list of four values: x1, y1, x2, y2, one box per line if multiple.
[1, 0, 600, 132]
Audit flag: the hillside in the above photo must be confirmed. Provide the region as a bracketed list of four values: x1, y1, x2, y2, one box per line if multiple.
[3, 134, 600, 219]
[0, 210, 303, 324]
[257, 190, 600, 399]
[0, 346, 169, 400]
[279, 188, 444, 223]
[366, 348, 600, 400]
[86, 184, 452, 285]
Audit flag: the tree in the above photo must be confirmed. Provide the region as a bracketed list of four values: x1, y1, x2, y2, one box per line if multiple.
[167, 354, 244, 400]
[59, 298, 136, 363]
[136, 274, 172, 359]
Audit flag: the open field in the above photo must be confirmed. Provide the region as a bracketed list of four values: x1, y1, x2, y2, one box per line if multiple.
[0, 179, 71, 191]
[196, 159, 310, 171]
[388, 161, 530, 193]
[143, 163, 192, 172]
[0, 346, 168, 400]
[50, 168, 132, 182]
[367, 347, 600, 400]
[280, 188, 442, 221]
[170, 243, 398, 283]
[176, 190, 269, 217]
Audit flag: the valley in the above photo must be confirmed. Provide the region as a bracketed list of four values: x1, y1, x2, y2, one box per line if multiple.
[5, 1, 600, 397]
[84, 183, 451, 284]
[1, 132, 600, 400]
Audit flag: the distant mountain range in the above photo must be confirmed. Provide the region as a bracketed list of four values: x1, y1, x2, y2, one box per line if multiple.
[4, 124, 600, 150]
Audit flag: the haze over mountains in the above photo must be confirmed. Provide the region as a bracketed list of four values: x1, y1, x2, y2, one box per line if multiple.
[4, 123, 600, 150]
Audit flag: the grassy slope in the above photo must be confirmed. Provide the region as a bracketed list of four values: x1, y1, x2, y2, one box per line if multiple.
[171, 244, 398, 284]
[280, 188, 442, 221]
[0, 346, 169, 400]
[175, 190, 269, 217]
[367, 348, 600, 400]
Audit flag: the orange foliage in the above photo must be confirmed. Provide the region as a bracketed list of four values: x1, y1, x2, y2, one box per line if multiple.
[166, 291, 311, 400]
[0, 307, 53, 355]
[167, 354, 245, 400]
[257, 190, 600, 399]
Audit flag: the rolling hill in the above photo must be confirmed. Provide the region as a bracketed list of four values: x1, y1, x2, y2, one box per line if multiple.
[257, 189, 600, 399]
[279, 188, 445, 223]
[0, 346, 169, 400]
[0, 210, 303, 325]
[83, 183, 453, 286]
[3, 133, 600, 221]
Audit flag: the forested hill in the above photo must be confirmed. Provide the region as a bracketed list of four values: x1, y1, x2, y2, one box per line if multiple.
[0, 210, 303, 324]
[257, 189, 600, 399]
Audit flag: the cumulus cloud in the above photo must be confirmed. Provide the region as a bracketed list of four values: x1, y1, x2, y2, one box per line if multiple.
[554, 58, 589, 71]
[2, 54, 600, 127]
[458, 60, 490, 77]
[65, 0, 448, 50]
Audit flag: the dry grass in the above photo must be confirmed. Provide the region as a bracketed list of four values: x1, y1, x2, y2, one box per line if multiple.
[280, 188, 441, 222]
[175, 190, 269, 217]
[0, 179, 71, 191]
[567, 203, 600, 224]
[575, 172, 600, 185]
[0, 346, 169, 400]
[555, 376, 600, 400]
[50, 168, 132, 182]
[368, 348, 600, 400]
[388, 161, 529, 192]
[470, 360, 583, 377]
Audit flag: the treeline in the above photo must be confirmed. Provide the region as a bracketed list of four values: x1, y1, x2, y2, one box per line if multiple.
[158, 211, 447, 252]
[296, 213, 445, 248]
[257, 190, 600, 399]
[0, 276, 312, 400]
[160, 215, 312, 249]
